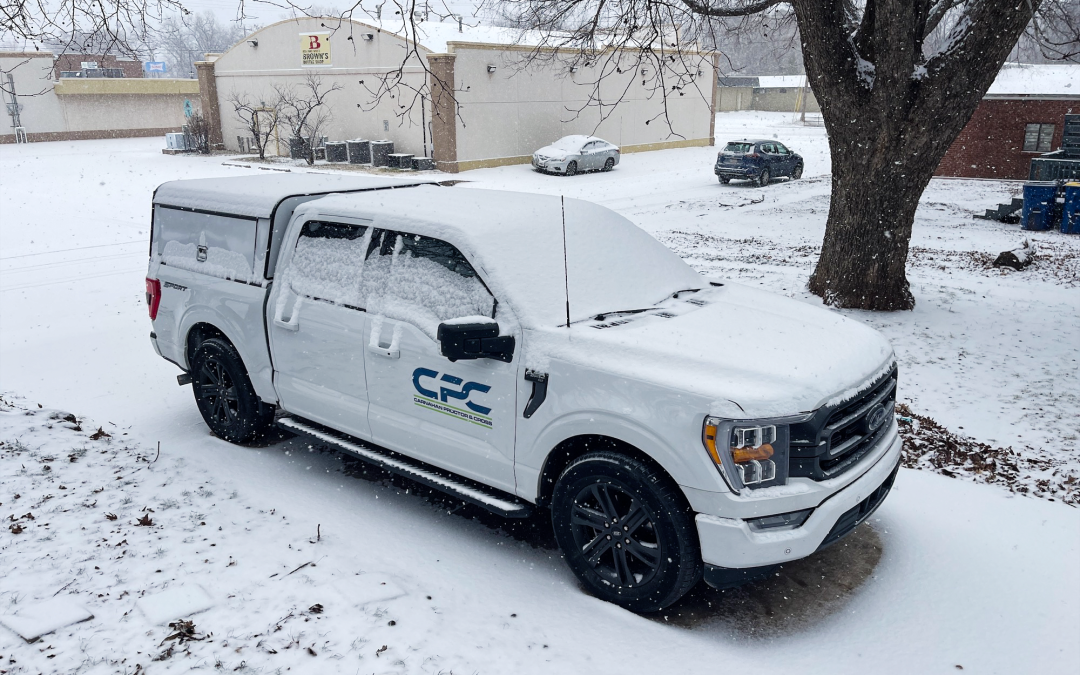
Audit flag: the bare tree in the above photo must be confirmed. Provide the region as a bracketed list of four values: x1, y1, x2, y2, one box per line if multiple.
[487, 0, 1078, 311]
[3, 0, 184, 58]
[185, 112, 211, 153]
[275, 73, 342, 164]
[155, 12, 246, 78]
[228, 91, 280, 159]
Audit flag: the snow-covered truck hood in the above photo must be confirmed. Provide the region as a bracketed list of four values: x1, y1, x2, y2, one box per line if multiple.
[530, 282, 895, 419]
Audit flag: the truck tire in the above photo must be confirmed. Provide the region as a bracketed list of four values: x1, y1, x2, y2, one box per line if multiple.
[191, 337, 274, 443]
[551, 451, 702, 612]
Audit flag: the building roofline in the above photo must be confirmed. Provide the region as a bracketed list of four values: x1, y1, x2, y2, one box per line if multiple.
[0, 51, 55, 59]
[444, 40, 714, 58]
[217, 16, 426, 64]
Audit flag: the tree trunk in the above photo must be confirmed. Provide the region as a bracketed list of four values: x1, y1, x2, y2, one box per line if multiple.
[793, 0, 1039, 311]
[808, 121, 938, 310]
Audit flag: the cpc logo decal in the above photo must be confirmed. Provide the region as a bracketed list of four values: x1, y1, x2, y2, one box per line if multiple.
[412, 368, 493, 429]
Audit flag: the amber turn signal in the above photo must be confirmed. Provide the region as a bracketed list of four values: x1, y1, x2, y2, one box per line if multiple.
[732, 443, 774, 464]
[703, 422, 723, 465]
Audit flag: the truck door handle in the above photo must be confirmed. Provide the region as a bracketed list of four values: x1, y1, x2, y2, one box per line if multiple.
[367, 344, 400, 359]
[274, 316, 300, 331]
[273, 295, 302, 331]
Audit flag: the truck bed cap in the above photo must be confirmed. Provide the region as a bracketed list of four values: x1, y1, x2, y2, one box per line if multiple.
[153, 173, 436, 219]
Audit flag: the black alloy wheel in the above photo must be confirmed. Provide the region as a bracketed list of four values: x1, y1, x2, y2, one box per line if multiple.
[603, 157, 615, 172]
[792, 163, 803, 179]
[200, 357, 238, 428]
[565, 161, 578, 176]
[191, 338, 274, 443]
[757, 168, 771, 187]
[570, 482, 662, 587]
[552, 451, 702, 612]
[719, 176, 731, 184]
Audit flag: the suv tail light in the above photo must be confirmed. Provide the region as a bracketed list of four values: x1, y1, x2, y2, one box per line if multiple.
[145, 277, 161, 320]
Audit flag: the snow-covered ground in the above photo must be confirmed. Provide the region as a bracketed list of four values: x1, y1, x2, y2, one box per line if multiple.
[2, 112, 1078, 673]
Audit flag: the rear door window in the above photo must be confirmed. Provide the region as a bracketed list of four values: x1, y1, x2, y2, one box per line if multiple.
[287, 219, 373, 309]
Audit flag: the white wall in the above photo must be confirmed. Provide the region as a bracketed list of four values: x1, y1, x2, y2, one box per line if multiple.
[1, 54, 67, 135]
[212, 18, 430, 156]
[450, 46, 715, 163]
[2, 53, 199, 142]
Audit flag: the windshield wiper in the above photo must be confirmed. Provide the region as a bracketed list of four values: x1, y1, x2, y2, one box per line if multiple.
[671, 288, 701, 299]
[593, 289, 704, 321]
[593, 308, 652, 322]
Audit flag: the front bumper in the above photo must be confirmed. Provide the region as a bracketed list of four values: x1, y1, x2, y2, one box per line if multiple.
[533, 157, 568, 173]
[695, 428, 902, 570]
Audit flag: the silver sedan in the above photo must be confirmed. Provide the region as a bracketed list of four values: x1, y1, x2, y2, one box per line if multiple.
[532, 135, 621, 176]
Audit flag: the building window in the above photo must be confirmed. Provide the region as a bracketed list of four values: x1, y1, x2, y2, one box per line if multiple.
[1023, 123, 1055, 152]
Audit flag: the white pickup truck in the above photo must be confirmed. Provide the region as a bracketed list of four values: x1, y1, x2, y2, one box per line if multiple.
[147, 174, 901, 612]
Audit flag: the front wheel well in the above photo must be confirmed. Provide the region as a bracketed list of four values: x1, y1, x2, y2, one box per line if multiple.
[536, 435, 681, 508]
[185, 323, 231, 370]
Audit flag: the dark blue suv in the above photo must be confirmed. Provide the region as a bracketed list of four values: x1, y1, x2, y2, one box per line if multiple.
[714, 139, 804, 186]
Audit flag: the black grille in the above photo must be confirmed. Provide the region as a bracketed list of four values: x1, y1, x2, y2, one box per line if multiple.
[789, 367, 897, 481]
[817, 459, 899, 550]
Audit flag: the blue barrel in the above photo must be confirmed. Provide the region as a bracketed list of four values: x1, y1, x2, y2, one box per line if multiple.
[1022, 182, 1057, 231]
[1063, 183, 1080, 235]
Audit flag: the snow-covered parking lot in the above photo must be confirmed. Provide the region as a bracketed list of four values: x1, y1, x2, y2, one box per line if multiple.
[2, 112, 1078, 674]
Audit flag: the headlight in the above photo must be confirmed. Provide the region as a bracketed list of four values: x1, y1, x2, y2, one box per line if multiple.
[703, 416, 794, 492]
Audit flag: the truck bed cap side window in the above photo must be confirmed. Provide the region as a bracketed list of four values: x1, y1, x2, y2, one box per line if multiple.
[153, 206, 257, 283]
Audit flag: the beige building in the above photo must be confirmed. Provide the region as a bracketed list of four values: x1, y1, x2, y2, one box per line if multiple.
[202, 18, 718, 172]
[1, 52, 198, 144]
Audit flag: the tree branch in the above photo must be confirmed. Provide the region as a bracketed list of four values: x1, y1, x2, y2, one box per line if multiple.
[679, 0, 787, 18]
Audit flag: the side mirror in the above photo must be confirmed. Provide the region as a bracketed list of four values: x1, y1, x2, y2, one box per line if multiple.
[437, 319, 515, 363]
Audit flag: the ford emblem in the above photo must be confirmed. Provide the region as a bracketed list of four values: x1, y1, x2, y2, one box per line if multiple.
[865, 403, 888, 432]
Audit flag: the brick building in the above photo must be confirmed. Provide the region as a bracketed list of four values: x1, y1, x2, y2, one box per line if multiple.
[936, 94, 1079, 180]
[53, 53, 144, 79]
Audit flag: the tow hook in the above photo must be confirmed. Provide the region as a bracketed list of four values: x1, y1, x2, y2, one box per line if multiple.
[523, 370, 548, 418]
